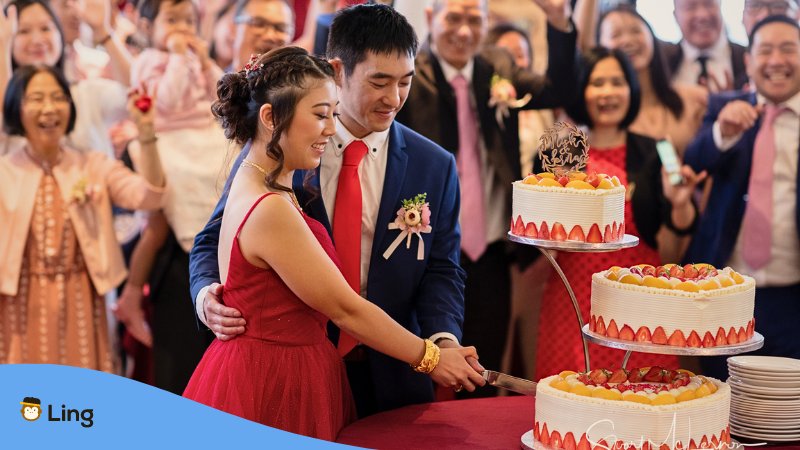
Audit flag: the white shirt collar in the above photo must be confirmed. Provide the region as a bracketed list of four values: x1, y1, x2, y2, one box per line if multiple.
[680, 30, 729, 62]
[757, 90, 800, 115]
[431, 45, 475, 84]
[331, 117, 390, 160]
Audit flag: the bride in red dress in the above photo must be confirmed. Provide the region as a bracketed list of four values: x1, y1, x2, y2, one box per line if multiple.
[534, 47, 707, 380]
[182, 48, 485, 440]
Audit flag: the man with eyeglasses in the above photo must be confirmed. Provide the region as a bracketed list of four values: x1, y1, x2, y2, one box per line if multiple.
[230, 0, 294, 72]
[743, 0, 799, 36]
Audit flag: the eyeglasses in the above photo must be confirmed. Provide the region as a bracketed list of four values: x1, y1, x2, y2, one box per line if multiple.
[234, 15, 291, 35]
[744, 0, 797, 14]
[23, 93, 70, 108]
[441, 12, 484, 29]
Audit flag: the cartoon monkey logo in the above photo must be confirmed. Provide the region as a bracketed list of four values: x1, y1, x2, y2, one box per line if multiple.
[20, 397, 42, 421]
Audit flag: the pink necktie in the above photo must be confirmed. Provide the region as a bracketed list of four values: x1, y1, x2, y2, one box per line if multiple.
[333, 140, 368, 356]
[742, 104, 784, 270]
[451, 75, 487, 261]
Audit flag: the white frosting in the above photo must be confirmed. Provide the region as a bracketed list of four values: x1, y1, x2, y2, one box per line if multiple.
[590, 273, 755, 336]
[512, 181, 625, 240]
[536, 375, 731, 446]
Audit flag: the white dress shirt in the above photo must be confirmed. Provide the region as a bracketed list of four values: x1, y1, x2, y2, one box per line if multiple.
[435, 53, 509, 247]
[673, 32, 734, 93]
[712, 92, 800, 286]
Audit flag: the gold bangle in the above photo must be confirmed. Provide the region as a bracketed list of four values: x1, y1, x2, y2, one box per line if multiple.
[410, 339, 440, 374]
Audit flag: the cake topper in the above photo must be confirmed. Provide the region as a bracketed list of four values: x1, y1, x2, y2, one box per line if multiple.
[538, 122, 589, 174]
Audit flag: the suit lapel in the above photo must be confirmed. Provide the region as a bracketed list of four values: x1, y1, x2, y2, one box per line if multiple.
[371, 123, 408, 258]
[472, 56, 493, 139]
[295, 167, 332, 236]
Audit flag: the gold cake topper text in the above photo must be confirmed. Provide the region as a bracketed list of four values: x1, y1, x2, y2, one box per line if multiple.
[538, 122, 589, 174]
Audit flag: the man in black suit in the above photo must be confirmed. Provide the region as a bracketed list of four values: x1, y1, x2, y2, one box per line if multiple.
[662, 0, 747, 92]
[395, 0, 577, 396]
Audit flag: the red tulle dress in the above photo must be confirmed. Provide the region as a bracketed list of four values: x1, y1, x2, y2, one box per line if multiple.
[183, 193, 356, 440]
[534, 144, 679, 380]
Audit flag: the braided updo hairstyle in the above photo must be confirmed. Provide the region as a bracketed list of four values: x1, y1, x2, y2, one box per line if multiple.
[212, 46, 334, 194]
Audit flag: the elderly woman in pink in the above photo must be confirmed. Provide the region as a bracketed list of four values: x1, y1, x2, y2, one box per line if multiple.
[0, 65, 165, 371]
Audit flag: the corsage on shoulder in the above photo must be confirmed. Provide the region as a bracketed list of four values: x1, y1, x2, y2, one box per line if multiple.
[383, 193, 432, 261]
[488, 74, 532, 128]
[71, 177, 99, 205]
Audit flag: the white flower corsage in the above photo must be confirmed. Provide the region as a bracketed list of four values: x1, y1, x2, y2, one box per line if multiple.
[488, 74, 532, 128]
[71, 177, 99, 205]
[382, 193, 432, 261]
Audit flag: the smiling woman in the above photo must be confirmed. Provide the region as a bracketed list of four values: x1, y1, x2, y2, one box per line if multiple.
[0, 65, 166, 372]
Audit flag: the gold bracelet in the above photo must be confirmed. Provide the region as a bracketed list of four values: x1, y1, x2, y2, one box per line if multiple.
[410, 339, 440, 374]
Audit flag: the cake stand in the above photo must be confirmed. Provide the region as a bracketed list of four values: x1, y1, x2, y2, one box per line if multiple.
[508, 232, 639, 372]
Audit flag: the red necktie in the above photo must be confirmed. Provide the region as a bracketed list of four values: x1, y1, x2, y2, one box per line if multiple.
[742, 104, 784, 270]
[333, 140, 368, 356]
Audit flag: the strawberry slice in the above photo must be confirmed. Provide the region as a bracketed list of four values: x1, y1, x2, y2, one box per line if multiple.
[540, 424, 550, 446]
[619, 222, 625, 236]
[551, 223, 567, 241]
[587, 224, 603, 243]
[524, 222, 538, 238]
[683, 264, 699, 279]
[509, 217, 514, 232]
[606, 319, 619, 338]
[589, 315, 597, 332]
[596, 317, 606, 335]
[702, 331, 716, 348]
[662, 369, 675, 384]
[618, 325, 635, 341]
[603, 224, 613, 242]
[568, 224, 586, 241]
[513, 216, 525, 235]
[588, 369, 610, 384]
[608, 368, 629, 384]
[577, 435, 592, 450]
[539, 222, 550, 240]
[611, 222, 619, 241]
[563, 432, 577, 450]
[687, 330, 702, 348]
[747, 319, 755, 339]
[738, 327, 748, 343]
[669, 265, 684, 278]
[643, 366, 664, 382]
[655, 266, 668, 277]
[551, 431, 563, 449]
[715, 327, 728, 346]
[652, 326, 668, 345]
[727, 327, 738, 344]
[668, 330, 687, 347]
[634, 326, 652, 342]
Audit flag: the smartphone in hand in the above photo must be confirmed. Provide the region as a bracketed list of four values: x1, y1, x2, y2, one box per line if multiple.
[656, 140, 684, 186]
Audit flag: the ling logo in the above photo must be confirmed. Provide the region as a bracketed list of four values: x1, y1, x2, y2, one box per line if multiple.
[20, 397, 42, 421]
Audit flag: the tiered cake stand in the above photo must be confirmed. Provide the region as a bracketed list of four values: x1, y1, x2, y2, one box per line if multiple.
[508, 231, 764, 450]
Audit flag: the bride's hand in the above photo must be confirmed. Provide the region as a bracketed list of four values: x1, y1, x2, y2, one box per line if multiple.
[429, 346, 487, 392]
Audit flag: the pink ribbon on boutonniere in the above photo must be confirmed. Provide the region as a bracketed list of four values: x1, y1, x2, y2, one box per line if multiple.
[488, 74, 532, 129]
[383, 193, 432, 261]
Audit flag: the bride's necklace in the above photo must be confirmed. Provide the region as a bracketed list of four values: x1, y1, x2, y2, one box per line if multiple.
[240, 159, 302, 211]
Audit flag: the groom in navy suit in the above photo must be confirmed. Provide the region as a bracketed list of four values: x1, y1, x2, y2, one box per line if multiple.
[684, 16, 800, 378]
[189, 4, 482, 417]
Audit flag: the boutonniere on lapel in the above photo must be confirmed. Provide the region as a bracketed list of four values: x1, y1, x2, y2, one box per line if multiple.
[383, 193, 432, 261]
[488, 74, 532, 129]
[70, 177, 99, 205]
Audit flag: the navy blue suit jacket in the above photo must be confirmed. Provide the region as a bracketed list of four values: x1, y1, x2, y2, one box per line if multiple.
[189, 121, 466, 412]
[684, 91, 800, 267]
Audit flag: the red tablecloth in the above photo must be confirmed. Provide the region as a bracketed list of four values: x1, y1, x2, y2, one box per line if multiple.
[336, 396, 800, 450]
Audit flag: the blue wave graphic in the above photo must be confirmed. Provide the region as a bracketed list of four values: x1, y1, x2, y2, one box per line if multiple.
[0, 364, 363, 449]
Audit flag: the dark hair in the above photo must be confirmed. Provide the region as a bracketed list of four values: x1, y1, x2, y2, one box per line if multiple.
[212, 46, 334, 194]
[327, 4, 418, 77]
[5, 0, 66, 73]
[567, 47, 641, 130]
[748, 14, 800, 51]
[3, 65, 77, 136]
[485, 22, 533, 70]
[137, 0, 194, 22]
[598, 5, 684, 120]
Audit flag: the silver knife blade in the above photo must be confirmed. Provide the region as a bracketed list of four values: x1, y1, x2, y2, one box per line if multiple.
[482, 370, 537, 396]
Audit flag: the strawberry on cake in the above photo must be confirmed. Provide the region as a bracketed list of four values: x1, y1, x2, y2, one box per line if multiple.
[535, 367, 731, 449]
[590, 264, 756, 347]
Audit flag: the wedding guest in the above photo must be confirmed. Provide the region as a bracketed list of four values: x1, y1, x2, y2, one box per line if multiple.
[230, 0, 293, 72]
[742, 0, 799, 37]
[395, 0, 577, 395]
[0, 0, 129, 157]
[192, 4, 484, 417]
[663, 0, 747, 92]
[684, 16, 800, 378]
[184, 46, 483, 440]
[535, 48, 706, 379]
[0, 65, 165, 370]
[598, 5, 708, 155]
[116, 0, 230, 394]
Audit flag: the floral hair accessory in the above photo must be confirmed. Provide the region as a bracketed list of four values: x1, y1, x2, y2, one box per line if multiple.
[488, 74, 532, 128]
[383, 193, 432, 261]
[243, 54, 264, 77]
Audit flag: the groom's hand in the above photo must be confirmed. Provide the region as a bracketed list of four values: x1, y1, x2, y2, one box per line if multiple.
[203, 283, 246, 340]
[437, 338, 485, 373]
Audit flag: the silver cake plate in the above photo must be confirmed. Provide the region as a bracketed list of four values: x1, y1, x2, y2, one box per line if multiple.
[508, 232, 639, 252]
[582, 325, 765, 356]
[522, 431, 741, 450]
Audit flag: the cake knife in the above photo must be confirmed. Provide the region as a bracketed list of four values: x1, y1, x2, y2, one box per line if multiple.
[482, 370, 537, 396]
